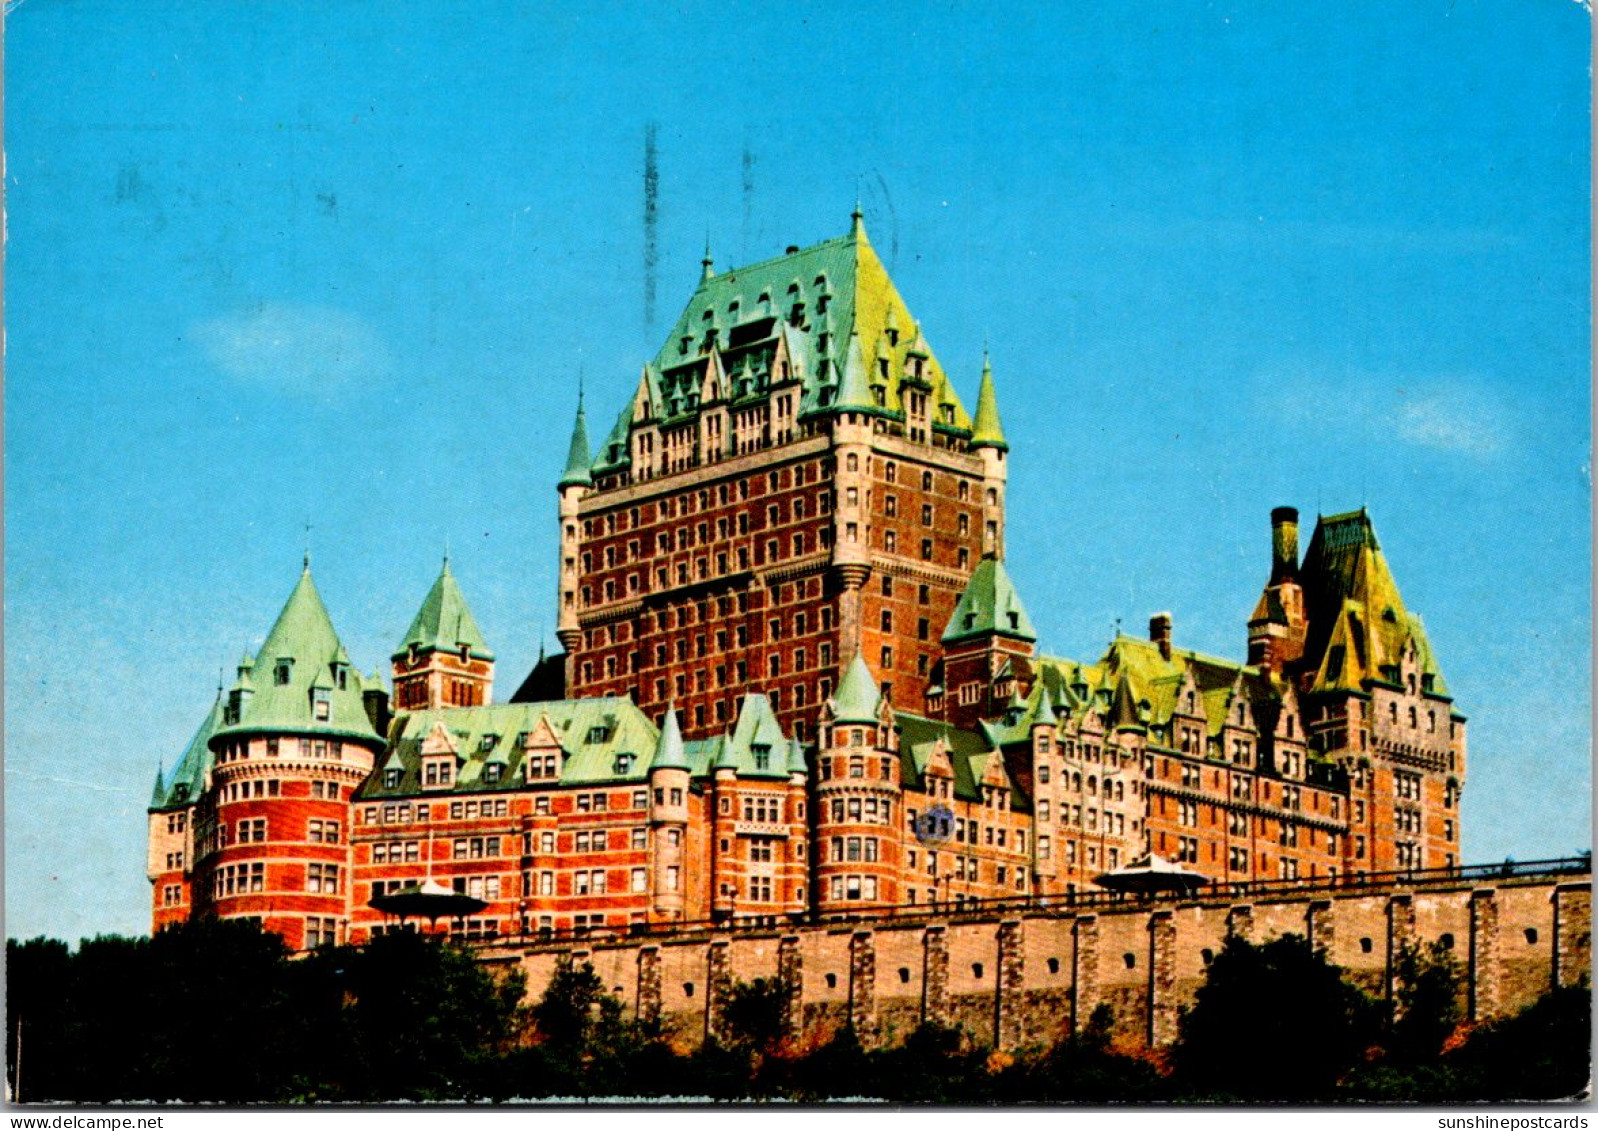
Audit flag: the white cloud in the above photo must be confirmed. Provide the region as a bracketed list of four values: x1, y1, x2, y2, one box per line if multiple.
[1262, 367, 1511, 460]
[1396, 391, 1506, 456]
[192, 302, 389, 394]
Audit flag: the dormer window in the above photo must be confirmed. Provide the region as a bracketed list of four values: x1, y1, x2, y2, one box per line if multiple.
[332, 663, 349, 690]
[460, 644, 471, 662]
[480, 733, 499, 752]
[484, 763, 504, 784]
[384, 768, 401, 789]
[752, 744, 771, 770]
[612, 752, 635, 775]
[311, 687, 332, 721]
[274, 659, 293, 686]
[423, 757, 454, 789]
[587, 724, 612, 744]
[173, 784, 190, 802]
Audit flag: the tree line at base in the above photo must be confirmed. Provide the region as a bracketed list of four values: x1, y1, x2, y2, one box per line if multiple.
[5, 919, 1588, 1103]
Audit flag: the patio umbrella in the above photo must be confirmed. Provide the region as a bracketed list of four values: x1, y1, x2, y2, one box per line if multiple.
[1092, 852, 1209, 895]
[369, 878, 488, 927]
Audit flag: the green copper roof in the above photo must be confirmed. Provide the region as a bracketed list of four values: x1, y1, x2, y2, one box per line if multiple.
[395, 559, 494, 661]
[214, 566, 382, 746]
[971, 355, 1008, 450]
[1296, 509, 1448, 696]
[942, 557, 1038, 644]
[362, 697, 661, 798]
[786, 736, 808, 776]
[152, 694, 224, 811]
[559, 397, 593, 489]
[588, 217, 978, 479]
[652, 707, 690, 771]
[832, 653, 882, 724]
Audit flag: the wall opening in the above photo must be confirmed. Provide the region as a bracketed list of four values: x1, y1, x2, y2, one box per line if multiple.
[1201, 948, 1214, 966]
[898, 966, 911, 984]
[1046, 957, 1060, 975]
[825, 973, 838, 989]
[684, 982, 695, 997]
[1439, 933, 1455, 950]
[972, 962, 984, 980]
[1123, 953, 1137, 969]
[1525, 927, 1539, 945]
[1360, 937, 1374, 954]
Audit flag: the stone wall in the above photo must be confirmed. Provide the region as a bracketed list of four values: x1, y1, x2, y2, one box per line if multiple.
[484, 872, 1589, 1052]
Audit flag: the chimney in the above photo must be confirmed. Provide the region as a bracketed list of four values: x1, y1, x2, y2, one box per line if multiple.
[1270, 506, 1300, 584]
[785, 244, 799, 255]
[1149, 612, 1173, 660]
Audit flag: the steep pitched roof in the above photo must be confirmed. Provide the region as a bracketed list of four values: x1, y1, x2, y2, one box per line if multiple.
[152, 694, 224, 811]
[558, 396, 593, 488]
[652, 706, 690, 771]
[214, 566, 382, 745]
[971, 355, 1007, 450]
[589, 217, 977, 477]
[831, 653, 882, 724]
[1296, 509, 1449, 696]
[942, 557, 1038, 644]
[395, 559, 493, 661]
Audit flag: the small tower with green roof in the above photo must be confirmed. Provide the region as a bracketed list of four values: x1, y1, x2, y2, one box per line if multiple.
[556, 392, 591, 675]
[971, 352, 1009, 559]
[392, 557, 496, 712]
[814, 653, 902, 915]
[648, 706, 690, 921]
[939, 556, 1039, 731]
[200, 561, 385, 951]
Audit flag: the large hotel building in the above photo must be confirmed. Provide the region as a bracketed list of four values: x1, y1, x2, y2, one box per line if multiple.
[148, 213, 1467, 948]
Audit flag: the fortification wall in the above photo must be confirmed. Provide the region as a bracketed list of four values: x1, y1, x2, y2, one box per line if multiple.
[480, 874, 1590, 1052]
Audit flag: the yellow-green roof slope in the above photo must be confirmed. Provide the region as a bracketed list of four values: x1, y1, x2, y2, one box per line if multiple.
[590, 214, 976, 477]
[1296, 509, 1450, 697]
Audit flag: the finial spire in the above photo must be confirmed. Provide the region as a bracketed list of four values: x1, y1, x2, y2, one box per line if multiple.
[302, 520, 312, 571]
[850, 190, 864, 236]
[700, 230, 715, 282]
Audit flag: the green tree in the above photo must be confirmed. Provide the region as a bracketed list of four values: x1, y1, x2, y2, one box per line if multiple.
[1387, 940, 1462, 1065]
[723, 977, 791, 1057]
[1173, 933, 1380, 1101]
[307, 930, 526, 1101]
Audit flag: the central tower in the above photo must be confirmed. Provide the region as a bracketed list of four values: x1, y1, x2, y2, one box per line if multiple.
[550, 211, 1007, 741]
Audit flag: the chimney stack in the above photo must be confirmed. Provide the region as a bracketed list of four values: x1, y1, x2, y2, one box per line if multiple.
[1270, 506, 1300, 584]
[1149, 612, 1173, 660]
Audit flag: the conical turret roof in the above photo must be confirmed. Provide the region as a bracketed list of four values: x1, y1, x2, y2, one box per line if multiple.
[652, 705, 690, 771]
[395, 558, 494, 661]
[559, 396, 593, 489]
[832, 652, 882, 724]
[971, 354, 1008, 450]
[214, 565, 382, 744]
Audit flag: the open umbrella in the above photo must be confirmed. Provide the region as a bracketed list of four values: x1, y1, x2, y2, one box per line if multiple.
[369, 878, 488, 928]
[1092, 852, 1209, 895]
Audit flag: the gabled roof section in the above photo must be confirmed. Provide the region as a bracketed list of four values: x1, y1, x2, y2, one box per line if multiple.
[215, 566, 382, 745]
[395, 559, 494, 662]
[152, 694, 224, 811]
[942, 557, 1037, 645]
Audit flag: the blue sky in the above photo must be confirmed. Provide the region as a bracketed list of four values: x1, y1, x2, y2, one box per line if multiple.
[5, 1, 1589, 942]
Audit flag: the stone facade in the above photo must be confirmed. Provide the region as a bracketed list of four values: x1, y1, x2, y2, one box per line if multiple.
[484, 871, 1589, 1052]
